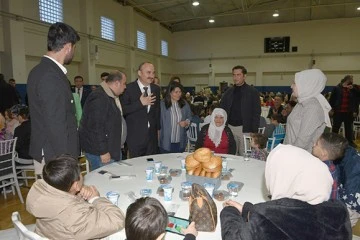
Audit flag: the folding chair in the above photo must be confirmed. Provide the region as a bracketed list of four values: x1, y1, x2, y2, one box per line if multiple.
[0, 138, 24, 203]
[15, 155, 38, 186]
[187, 122, 198, 152]
[243, 135, 252, 154]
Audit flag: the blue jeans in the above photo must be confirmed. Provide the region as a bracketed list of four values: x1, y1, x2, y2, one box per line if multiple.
[85, 153, 115, 171]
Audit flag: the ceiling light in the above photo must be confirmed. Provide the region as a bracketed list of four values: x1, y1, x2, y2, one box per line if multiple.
[209, 18, 215, 23]
[192, 1, 199, 6]
[357, 6, 360, 11]
[273, 10, 279, 17]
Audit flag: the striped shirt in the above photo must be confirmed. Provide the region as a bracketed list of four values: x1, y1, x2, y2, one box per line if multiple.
[284, 97, 326, 153]
[170, 102, 182, 143]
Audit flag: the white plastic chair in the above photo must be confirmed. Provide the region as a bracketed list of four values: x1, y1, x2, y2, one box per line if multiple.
[12, 211, 49, 240]
[15, 155, 38, 186]
[258, 127, 265, 134]
[80, 158, 90, 175]
[187, 122, 198, 152]
[353, 115, 360, 140]
[243, 135, 252, 154]
[0, 138, 24, 203]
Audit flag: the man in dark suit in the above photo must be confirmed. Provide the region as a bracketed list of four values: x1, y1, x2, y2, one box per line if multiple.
[72, 75, 90, 108]
[120, 62, 160, 158]
[27, 22, 80, 168]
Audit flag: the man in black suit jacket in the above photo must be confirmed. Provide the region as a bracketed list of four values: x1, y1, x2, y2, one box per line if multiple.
[27, 22, 80, 164]
[120, 62, 160, 158]
[14, 106, 31, 159]
[72, 75, 91, 108]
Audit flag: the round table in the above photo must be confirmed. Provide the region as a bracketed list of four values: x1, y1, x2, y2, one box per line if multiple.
[84, 153, 268, 240]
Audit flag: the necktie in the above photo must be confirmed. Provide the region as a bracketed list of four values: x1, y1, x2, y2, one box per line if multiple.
[77, 88, 80, 95]
[143, 87, 148, 97]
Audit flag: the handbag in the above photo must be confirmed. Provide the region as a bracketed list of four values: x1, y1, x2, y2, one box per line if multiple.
[189, 183, 217, 232]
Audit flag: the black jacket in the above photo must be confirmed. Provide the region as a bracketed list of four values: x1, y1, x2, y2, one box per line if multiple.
[79, 87, 122, 161]
[221, 198, 351, 240]
[329, 84, 360, 113]
[27, 57, 79, 162]
[14, 120, 31, 159]
[220, 84, 261, 133]
[195, 124, 236, 155]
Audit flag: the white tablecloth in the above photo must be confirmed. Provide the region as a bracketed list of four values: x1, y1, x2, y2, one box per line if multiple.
[84, 153, 268, 240]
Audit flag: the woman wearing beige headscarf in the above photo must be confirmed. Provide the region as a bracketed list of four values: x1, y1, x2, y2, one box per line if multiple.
[220, 144, 351, 240]
[284, 69, 331, 153]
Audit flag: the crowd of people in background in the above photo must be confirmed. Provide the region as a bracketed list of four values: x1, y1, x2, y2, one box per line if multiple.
[0, 21, 360, 240]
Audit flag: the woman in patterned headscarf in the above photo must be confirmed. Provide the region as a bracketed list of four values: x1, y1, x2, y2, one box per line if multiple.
[284, 69, 331, 152]
[195, 108, 236, 154]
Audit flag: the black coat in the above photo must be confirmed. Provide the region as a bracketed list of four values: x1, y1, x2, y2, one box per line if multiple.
[329, 84, 360, 113]
[0, 81, 18, 114]
[195, 124, 236, 155]
[221, 198, 351, 240]
[27, 57, 79, 162]
[120, 81, 160, 156]
[79, 87, 122, 161]
[14, 120, 31, 159]
[220, 84, 261, 133]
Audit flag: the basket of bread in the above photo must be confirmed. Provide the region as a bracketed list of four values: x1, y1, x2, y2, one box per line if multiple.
[185, 148, 222, 189]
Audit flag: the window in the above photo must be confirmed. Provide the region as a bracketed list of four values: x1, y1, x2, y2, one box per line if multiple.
[161, 40, 168, 56]
[137, 30, 147, 50]
[100, 16, 115, 41]
[39, 0, 63, 23]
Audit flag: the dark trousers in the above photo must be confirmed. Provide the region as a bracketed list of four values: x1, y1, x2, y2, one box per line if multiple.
[128, 128, 158, 158]
[159, 143, 185, 154]
[332, 112, 354, 143]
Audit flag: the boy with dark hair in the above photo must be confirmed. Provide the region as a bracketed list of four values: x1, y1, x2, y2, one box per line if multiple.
[125, 197, 197, 240]
[312, 132, 348, 200]
[26, 155, 125, 239]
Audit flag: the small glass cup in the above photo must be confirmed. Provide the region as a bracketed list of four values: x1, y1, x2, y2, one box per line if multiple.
[180, 159, 186, 170]
[222, 159, 228, 172]
[181, 181, 192, 200]
[203, 183, 215, 197]
[140, 189, 152, 197]
[160, 166, 168, 174]
[106, 191, 120, 205]
[163, 185, 173, 201]
[227, 182, 240, 197]
[154, 161, 162, 174]
[145, 167, 154, 182]
[244, 152, 250, 161]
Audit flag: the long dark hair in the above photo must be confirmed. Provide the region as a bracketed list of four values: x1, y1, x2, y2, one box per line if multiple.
[164, 81, 186, 109]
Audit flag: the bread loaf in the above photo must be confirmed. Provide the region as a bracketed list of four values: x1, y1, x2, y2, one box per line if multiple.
[186, 148, 222, 178]
[193, 148, 212, 163]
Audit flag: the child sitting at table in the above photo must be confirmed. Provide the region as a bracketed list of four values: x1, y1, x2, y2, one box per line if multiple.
[267, 114, 285, 150]
[250, 133, 268, 161]
[26, 155, 125, 239]
[312, 132, 348, 200]
[125, 197, 198, 240]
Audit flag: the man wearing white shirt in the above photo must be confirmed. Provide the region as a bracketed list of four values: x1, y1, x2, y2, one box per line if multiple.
[27, 22, 80, 164]
[120, 62, 161, 158]
[73, 75, 90, 108]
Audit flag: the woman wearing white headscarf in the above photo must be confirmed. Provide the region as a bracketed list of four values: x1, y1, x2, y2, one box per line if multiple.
[284, 69, 331, 152]
[220, 144, 351, 240]
[195, 108, 236, 154]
